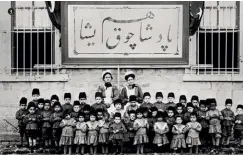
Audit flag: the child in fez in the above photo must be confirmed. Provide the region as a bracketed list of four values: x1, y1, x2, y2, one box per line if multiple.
[62, 93, 73, 113]
[32, 88, 40, 105]
[153, 92, 166, 112]
[235, 105, 243, 147]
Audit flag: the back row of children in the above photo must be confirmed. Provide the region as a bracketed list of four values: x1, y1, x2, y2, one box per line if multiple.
[16, 88, 242, 154]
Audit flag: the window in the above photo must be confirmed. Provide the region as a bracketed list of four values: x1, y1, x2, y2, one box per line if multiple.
[197, 1, 239, 73]
[12, 1, 55, 74]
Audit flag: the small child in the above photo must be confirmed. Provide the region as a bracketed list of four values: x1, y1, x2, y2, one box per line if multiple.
[124, 95, 139, 121]
[165, 92, 176, 111]
[16, 97, 28, 147]
[191, 95, 200, 112]
[234, 104, 243, 147]
[153, 111, 169, 153]
[184, 102, 194, 123]
[97, 109, 110, 154]
[179, 95, 187, 112]
[171, 115, 186, 153]
[74, 112, 87, 154]
[140, 92, 153, 110]
[197, 100, 209, 146]
[50, 101, 63, 151]
[59, 109, 76, 155]
[36, 98, 44, 116]
[165, 106, 176, 142]
[86, 112, 99, 154]
[147, 107, 158, 152]
[133, 108, 149, 154]
[32, 88, 40, 106]
[41, 100, 52, 149]
[109, 112, 127, 154]
[71, 100, 81, 121]
[206, 98, 223, 148]
[175, 103, 184, 121]
[124, 110, 136, 149]
[50, 94, 59, 107]
[92, 92, 108, 120]
[221, 98, 235, 146]
[79, 92, 89, 111]
[149, 107, 158, 128]
[110, 99, 125, 120]
[23, 102, 40, 153]
[184, 112, 202, 153]
[62, 93, 73, 113]
[153, 92, 166, 112]
[83, 104, 91, 122]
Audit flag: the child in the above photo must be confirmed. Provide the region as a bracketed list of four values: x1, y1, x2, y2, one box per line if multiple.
[50, 94, 59, 106]
[86, 112, 99, 154]
[171, 115, 186, 153]
[74, 112, 87, 154]
[124, 110, 136, 150]
[16, 97, 28, 147]
[91, 92, 108, 114]
[148, 107, 158, 152]
[153, 92, 166, 112]
[184, 112, 202, 153]
[165, 92, 176, 111]
[23, 102, 40, 153]
[234, 104, 243, 147]
[175, 103, 184, 120]
[97, 109, 110, 154]
[83, 104, 91, 122]
[206, 98, 223, 148]
[50, 101, 63, 151]
[71, 100, 81, 121]
[110, 99, 125, 120]
[153, 111, 169, 153]
[32, 88, 40, 106]
[197, 100, 209, 146]
[140, 92, 153, 110]
[221, 98, 235, 146]
[36, 98, 44, 116]
[149, 107, 158, 127]
[191, 95, 200, 112]
[79, 92, 89, 111]
[36, 98, 44, 147]
[59, 109, 76, 155]
[165, 106, 176, 142]
[109, 112, 127, 154]
[184, 102, 194, 123]
[124, 95, 139, 120]
[41, 100, 52, 149]
[133, 108, 149, 154]
[62, 93, 73, 113]
[179, 95, 187, 112]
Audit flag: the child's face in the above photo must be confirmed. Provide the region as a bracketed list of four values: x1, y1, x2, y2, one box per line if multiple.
[168, 110, 174, 117]
[51, 99, 58, 106]
[180, 100, 186, 104]
[114, 117, 121, 124]
[129, 113, 136, 120]
[95, 97, 102, 104]
[104, 74, 112, 83]
[168, 97, 174, 103]
[137, 113, 143, 118]
[156, 97, 163, 103]
[28, 107, 35, 114]
[65, 114, 71, 119]
[38, 103, 44, 109]
[192, 100, 199, 107]
[78, 116, 85, 122]
[97, 112, 103, 120]
[20, 104, 27, 110]
[237, 108, 243, 115]
[157, 117, 163, 122]
[44, 103, 50, 111]
[90, 115, 96, 121]
[187, 107, 194, 113]
[200, 104, 207, 111]
[115, 103, 122, 110]
[176, 117, 183, 124]
[79, 98, 87, 104]
[127, 77, 134, 85]
[84, 110, 90, 114]
[143, 111, 148, 117]
[176, 107, 183, 114]
[73, 105, 80, 112]
[152, 111, 158, 117]
[226, 104, 232, 110]
[210, 103, 216, 110]
[64, 98, 71, 104]
[130, 101, 137, 106]
[190, 115, 197, 122]
[32, 94, 39, 101]
[143, 96, 151, 103]
[54, 105, 61, 112]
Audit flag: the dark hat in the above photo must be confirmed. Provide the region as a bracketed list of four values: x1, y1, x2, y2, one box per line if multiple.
[78, 111, 85, 118]
[191, 95, 199, 101]
[27, 101, 36, 109]
[19, 97, 27, 105]
[44, 99, 51, 104]
[155, 92, 163, 98]
[95, 92, 103, 98]
[114, 112, 121, 118]
[51, 94, 59, 101]
[32, 88, 40, 96]
[190, 112, 197, 117]
[73, 100, 81, 106]
[136, 108, 143, 114]
[143, 92, 151, 98]
[38, 98, 45, 104]
[114, 99, 122, 105]
[176, 102, 183, 108]
[125, 71, 135, 81]
[167, 106, 175, 112]
[199, 100, 207, 106]
[225, 98, 233, 105]
[128, 110, 136, 115]
[129, 95, 137, 102]
[150, 106, 158, 112]
[156, 111, 164, 118]
[83, 104, 91, 111]
[63, 109, 71, 118]
[237, 104, 243, 110]
[179, 95, 187, 101]
[79, 92, 87, 99]
[64, 93, 71, 99]
[168, 92, 175, 98]
[186, 102, 194, 108]
[53, 101, 61, 108]
[102, 70, 113, 80]
[89, 111, 97, 117]
[96, 108, 104, 114]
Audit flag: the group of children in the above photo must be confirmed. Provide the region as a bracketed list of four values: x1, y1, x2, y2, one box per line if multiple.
[15, 88, 243, 154]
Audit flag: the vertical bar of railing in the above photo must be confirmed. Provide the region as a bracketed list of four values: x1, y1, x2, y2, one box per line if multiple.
[197, 28, 200, 75]
[30, 5, 32, 76]
[224, 4, 228, 74]
[232, 4, 235, 74]
[211, 7, 214, 75]
[16, 8, 19, 76]
[43, 9, 46, 76]
[50, 13, 53, 75]
[23, 8, 26, 76]
[117, 65, 120, 90]
[37, 18, 39, 75]
[218, 2, 221, 74]
[204, 9, 207, 74]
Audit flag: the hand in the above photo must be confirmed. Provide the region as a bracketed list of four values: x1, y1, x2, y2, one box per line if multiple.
[235, 120, 239, 123]
[129, 128, 133, 131]
[29, 118, 32, 121]
[201, 116, 205, 118]
[239, 120, 242, 124]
